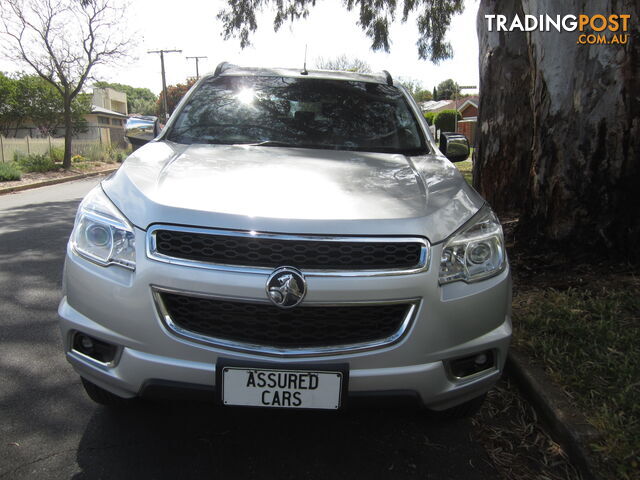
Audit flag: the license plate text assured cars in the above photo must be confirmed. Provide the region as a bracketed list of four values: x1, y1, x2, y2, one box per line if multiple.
[219, 363, 347, 410]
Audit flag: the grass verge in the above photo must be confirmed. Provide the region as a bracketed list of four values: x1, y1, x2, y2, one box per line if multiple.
[513, 281, 639, 479]
[455, 158, 473, 185]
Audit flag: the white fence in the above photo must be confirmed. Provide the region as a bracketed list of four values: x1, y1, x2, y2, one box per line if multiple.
[0, 136, 101, 163]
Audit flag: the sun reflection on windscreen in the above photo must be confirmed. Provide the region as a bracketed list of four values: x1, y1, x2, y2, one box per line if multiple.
[236, 88, 255, 105]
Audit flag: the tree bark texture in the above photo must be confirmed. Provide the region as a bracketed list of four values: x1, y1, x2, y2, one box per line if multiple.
[475, 0, 640, 255]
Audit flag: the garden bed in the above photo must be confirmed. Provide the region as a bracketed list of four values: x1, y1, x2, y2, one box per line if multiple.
[0, 162, 118, 192]
[0, 145, 128, 192]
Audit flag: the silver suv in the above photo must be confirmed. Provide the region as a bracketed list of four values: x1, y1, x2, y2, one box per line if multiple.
[59, 64, 511, 416]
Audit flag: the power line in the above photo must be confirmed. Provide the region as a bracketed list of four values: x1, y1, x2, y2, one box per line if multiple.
[186, 56, 208, 79]
[148, 49, 182, 121]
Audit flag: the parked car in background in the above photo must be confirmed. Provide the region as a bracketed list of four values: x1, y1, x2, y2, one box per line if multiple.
[59, 63, 511, 417]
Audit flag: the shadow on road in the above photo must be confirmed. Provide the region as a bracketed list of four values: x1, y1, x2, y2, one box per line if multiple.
[0, 199, 87, 479]
[72, 401, 497, 480]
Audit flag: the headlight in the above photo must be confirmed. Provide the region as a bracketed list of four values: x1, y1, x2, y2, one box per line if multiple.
[439, 206, 505, 284]
[70, 186, 136, 270]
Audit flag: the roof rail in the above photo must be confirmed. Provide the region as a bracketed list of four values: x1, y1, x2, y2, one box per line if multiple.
[214, 61, 235, 76]
[382, 70, 393, 86]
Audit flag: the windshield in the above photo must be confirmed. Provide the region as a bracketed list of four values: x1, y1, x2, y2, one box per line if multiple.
[166, 75, 428, 154]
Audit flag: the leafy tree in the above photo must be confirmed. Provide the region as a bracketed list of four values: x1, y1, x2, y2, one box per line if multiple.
[0, 73, 89, 136]
[157, 78, 197, 117]
[414, 90, 433, 103]
[433, 86, 437, 100]
[398, 78, 433, 103]
[17, 75, 89, 136]
[218, 0, 464, 63]
[0, 72, 22, 135]
[129, 98, 157, 116]
[423, 111, 436, 126]
[1, 0, 131, 168]
[314, 55, 371, 73]
[433, 109, 461, 132]
[435, 79, 460, 100]
[93, 81, 158, 115]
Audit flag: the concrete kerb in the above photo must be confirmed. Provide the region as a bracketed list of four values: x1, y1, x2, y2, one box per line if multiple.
[507, 349, 602, 480]
[0, 167, 119, 195]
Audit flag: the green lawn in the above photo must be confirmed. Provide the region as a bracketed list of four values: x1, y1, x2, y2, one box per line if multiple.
[454, 158, 473, 185]
[514, 282, 639, 479]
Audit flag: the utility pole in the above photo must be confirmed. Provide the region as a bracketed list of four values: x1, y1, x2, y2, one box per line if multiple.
[148, 49, 182, 121]
[186, 56, 208, 79]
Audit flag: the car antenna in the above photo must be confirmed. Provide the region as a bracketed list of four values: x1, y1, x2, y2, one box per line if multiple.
[301, 44, 309, 75]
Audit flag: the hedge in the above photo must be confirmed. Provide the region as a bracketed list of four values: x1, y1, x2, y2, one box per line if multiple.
[433, 109, 462, 133]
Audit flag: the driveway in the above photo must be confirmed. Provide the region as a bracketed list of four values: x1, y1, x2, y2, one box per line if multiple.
[0, 178, 500, 479]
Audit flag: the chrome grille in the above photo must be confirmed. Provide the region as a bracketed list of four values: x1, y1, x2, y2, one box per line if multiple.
[155, 290, 415, 354]
[147, 226, 428, 274]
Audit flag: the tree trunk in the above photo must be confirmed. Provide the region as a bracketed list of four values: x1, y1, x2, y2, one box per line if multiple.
[63, 90, 73, 169]
[476, 0, 640, 258]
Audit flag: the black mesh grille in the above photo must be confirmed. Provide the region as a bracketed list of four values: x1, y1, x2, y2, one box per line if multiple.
[160, 292, 410, 348]
[153, 230, 423, 270]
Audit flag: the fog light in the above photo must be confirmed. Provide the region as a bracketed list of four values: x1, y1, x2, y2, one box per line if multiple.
[449, 350, 495, 379]
[80, 335, 94, 351]
[72, 332, 117, 364]
[474, 353, 488, 366]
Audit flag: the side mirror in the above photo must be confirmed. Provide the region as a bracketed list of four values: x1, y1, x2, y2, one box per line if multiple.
[125, 116, 159, 151]
[440, 132, 470, 162]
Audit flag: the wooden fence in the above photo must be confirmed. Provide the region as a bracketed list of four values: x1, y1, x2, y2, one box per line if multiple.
[0, 136, 101, 162]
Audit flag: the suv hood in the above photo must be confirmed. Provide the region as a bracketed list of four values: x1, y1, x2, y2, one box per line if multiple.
[102, 141, 484, 243]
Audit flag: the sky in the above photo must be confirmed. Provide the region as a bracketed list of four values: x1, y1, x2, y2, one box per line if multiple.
[1, 0, 480, 96]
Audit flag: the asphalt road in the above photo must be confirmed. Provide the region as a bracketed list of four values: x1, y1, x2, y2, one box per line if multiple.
[0, 178, 501, 479]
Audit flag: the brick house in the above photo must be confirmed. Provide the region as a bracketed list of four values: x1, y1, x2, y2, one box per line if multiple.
[420, 96, 479, 146]
[455, 96, 478, 146]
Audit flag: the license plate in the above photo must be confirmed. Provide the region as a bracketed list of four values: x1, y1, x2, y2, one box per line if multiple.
[221, 366, 344, 410]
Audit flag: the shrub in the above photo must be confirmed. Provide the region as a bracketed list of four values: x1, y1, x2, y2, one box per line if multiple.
[16, 153, 57, 173]
[433, 109, 462, 133]
[12, 151, 27, 163]
[424, 111, 437, 126]
[50, 146, 65, 163]
[71, 161, 97, 171]
[106, 145, 129, 163]
[84, 144, 109, 163]
[0, 162, 22, 181]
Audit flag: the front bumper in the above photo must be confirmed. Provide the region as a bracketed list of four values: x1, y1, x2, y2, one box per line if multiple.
[59, 232, 512, 410]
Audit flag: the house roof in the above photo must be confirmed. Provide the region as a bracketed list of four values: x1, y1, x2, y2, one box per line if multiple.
[458, 96, 479, 113]
[90, 105, 128, 118]
[420, 100, 455, 112]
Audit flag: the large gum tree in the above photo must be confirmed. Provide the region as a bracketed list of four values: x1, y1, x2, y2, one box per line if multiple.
[218, 0, 640, 259]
